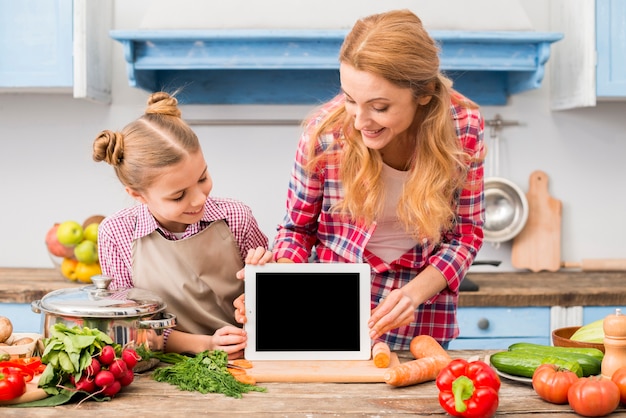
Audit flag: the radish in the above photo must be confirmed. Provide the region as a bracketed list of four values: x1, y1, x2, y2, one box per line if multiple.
[94, 370, 115, 388]
[101, 380, 121, 397]
[98, 345, 116, 365]
[75, 375, 96, 393]
[122, 348, 140, 369]
[118, 369, 135, 387]
[109, 359, 128, 379]
[86, 357, 101, 377]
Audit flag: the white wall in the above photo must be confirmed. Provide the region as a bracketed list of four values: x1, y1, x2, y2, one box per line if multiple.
[0, 0, 624, 270]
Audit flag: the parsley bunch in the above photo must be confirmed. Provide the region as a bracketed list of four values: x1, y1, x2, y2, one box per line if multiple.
[152, 350, 266, 398]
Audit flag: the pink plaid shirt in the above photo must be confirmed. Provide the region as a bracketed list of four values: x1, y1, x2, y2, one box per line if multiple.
[273, 94, 485, 350]
[98, 197, 268, 290]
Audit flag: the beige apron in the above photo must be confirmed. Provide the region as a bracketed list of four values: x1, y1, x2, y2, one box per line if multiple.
[132, 219, 244, 335]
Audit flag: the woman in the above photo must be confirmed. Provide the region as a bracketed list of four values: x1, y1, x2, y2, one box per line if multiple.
[93, 92, 272, 358]
[266, 9, 485, 350]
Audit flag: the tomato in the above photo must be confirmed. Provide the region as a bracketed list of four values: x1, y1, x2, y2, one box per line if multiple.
[568, 376, 620, 417]
[611, 366, 626, 405]
[532, 363, 579, 404]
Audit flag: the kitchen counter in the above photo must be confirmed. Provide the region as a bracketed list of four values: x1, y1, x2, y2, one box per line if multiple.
[2, 350, 625, 417]
[1, 267, 625, 307]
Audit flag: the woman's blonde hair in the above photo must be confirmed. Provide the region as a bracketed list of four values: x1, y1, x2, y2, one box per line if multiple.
[93, 92, 200, 192]
[308, 9, 479, 243]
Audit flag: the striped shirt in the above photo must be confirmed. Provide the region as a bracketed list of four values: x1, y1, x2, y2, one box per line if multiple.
[272, 94, 485, 350]
[98, 197, 269, 290]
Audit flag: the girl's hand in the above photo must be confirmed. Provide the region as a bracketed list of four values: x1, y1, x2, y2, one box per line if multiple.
[233, 294, 246, 324]
[368, 288, 417, 341]
[235, 247, 273, 279]
[211, 325, 247, 360]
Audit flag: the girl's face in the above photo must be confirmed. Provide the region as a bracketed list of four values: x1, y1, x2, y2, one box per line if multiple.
[340, 63, 419, 152]
[127, 151, 212, 233]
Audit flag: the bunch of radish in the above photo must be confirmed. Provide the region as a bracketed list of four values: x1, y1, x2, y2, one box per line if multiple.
[70, 345, 140, 398]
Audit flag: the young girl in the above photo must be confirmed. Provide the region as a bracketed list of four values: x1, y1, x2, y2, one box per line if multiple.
[93, 92, 272, 358]
[249, 10, 485, 351]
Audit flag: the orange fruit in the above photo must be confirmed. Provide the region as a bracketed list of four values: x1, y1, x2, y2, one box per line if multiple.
[60, 258, 79, 281]
[75, 262, 102, 283]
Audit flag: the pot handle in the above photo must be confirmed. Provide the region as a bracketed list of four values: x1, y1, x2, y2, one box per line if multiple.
[138, 312, 176, 330]
[31, 300, 42, 314]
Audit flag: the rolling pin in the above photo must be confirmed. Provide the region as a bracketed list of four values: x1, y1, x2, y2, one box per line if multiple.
[561, 259, 626, 271]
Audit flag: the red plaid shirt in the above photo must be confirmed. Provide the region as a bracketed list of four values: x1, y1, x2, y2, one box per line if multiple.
[273, 94, 485, 350]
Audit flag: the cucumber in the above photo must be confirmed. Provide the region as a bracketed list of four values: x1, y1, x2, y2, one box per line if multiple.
[490, 351, 583, 378]
[507, 343, 602, 376]
[508, 342, 604, 361]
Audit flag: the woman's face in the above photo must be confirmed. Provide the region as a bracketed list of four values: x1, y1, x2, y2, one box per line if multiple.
[127, 151, 212, 233]
[340, 63, 418, 151]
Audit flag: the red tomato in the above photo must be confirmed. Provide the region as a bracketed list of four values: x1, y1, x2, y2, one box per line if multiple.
[568, 376, 620, 417]
[532, 363, 579, 404]
[611, 366, 626, 405]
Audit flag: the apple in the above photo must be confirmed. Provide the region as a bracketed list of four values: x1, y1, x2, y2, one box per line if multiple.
[84, 223, 99, 243]
[74, 240, 99, 264]
[75, 262, 102, 283]
[56, 220, 84, 246]
[45, 223, 75, 258]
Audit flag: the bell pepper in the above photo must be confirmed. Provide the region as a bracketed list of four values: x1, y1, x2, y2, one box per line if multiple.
[0, 368, 27, 401]
[0, 361, 35, 382]
[436, 358, 501, 418]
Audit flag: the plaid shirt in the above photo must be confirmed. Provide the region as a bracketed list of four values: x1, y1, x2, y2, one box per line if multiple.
[98, 197, 268, 290]
[273, 94, 485, 350]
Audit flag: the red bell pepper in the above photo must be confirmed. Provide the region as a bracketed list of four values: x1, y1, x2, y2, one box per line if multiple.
[0, 368, 27, 401]
[436, 358, 501, 418]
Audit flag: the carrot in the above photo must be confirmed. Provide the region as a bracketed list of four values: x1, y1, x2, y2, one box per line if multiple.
[231, 359, 254, 369]
[229, 370, 257, 385]
[409, 335, 450, 361]
[383, 355, 450, 387]
[372, 341, 391, 368]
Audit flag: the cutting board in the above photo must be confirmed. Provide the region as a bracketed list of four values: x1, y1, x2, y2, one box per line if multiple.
[511, 170, 562, 272]
[0, 375, 47, 406]
[247, 353, 400, 383]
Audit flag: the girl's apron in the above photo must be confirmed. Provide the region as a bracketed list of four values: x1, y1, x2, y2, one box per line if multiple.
[132, 219, 244, 335]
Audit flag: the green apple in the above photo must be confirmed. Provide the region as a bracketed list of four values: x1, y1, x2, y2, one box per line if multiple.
[74, 240, 98, 264]
[56, 220, 84, 246]
[84, 222, 99, 243]
[45, 223, 75, 258]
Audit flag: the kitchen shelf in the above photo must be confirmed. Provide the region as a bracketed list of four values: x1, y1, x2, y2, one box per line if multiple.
[110, 29, 562, 105]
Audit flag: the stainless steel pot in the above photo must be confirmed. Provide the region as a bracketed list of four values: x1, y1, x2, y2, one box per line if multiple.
[31, 275, 176, 351]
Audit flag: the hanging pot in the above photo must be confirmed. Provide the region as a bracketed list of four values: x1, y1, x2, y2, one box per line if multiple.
[483, 177, 529, 243]
[31, 275, 176, 351]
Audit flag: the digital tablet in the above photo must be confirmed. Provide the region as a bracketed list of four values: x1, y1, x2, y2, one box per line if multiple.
[244, 262, 372, 361]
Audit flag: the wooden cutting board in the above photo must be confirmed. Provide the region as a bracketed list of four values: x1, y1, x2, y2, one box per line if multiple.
[0, 375, 47, 406]
[247, 353, 400, 383]
[511, 170, 562, 272]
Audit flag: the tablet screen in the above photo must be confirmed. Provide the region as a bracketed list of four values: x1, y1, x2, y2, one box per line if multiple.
[244, 263, 372, 361]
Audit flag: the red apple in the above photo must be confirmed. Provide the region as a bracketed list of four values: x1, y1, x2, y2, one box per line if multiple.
[46, 223, 75, 258]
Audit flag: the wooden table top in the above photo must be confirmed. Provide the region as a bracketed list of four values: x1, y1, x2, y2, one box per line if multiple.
[1, 350, 625, 417]
[1, 267, 625, 308]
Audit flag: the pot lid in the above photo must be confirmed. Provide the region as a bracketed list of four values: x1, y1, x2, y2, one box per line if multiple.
[37, 275, 167, 318]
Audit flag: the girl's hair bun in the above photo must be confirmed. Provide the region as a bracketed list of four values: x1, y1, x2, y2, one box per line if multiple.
[145, 91, 182, 118]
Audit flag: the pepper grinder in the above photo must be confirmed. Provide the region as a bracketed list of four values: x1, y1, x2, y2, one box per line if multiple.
[601, 308, 626, 379]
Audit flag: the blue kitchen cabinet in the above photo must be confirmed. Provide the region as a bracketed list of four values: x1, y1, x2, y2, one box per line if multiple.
[448, 307, 551, 350]
[596, 0, 626, 97]
[0, 303, 42, 333]
[583, 306, 625, 324]
[0, 0, 112, 102]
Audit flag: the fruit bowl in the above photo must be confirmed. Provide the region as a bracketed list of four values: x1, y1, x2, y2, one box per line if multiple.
[552, 326, 605, 353]
[45, 215, 105, 283]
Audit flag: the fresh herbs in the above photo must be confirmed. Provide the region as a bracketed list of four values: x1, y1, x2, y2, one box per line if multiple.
[152, 350, 266, 398]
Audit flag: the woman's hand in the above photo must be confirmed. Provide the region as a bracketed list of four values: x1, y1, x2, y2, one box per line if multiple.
[235, 247, 273, 279]
[368, 288, 417, 341]
[234, 294, 246, 324]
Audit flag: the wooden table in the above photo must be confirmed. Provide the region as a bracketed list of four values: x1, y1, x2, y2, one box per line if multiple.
[2, 350, 626, 417]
